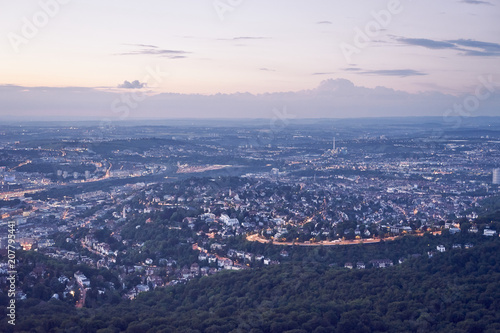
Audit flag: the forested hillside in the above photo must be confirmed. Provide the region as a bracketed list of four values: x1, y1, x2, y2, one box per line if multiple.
[3, 239, 500, 333]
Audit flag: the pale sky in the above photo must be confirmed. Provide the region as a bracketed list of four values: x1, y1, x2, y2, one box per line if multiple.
[1, 0, 499, 119]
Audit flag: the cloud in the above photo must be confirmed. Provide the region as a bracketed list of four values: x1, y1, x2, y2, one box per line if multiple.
[232, 36, 269, 40]
[259, 68, 275, 71]
[3, 79, 498, 120]
[460, 0, 493, 5]
[128, 44, 159, 48]
[449, 39, 500, 50]
[316, 21, 332, 24]
[0, 85, 117, 119]
[217, 37, 270, 41]
[312, 72, 336, 75]
[342, 67, 426, 77]
[448, 39, 500, 56]
[396, 37, 500, 57]
[396, 37, 456, 49]
[117, 80, 146, 89]
[342, 67, 361, 72]
[358, 69, 427, 77]
[118, 44, 189, 58]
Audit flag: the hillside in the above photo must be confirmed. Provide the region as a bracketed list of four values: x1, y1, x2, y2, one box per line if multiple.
[4, 238, 500, 333]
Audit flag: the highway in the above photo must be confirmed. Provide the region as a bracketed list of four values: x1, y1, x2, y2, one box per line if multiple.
[247, 233, 399, 246]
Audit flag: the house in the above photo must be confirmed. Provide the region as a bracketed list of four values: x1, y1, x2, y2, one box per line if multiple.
[38, 239, 55, 248]
[400, 226, 412, 233]
[227, 264, 244, 271]
[147, 276, 164, 289]
[452, 244, 462, 249]
[160, 258, 177, 267]
[219, 214, 230, 224]
[208, 255, 217, 264]
[369, 259, 393, 268]
[468, 226, 479, 233]
[483, 229, 497, 236]
[190, 263, 200, 275]
[465, 243, 474, 249]
[136, 284, 150, 293]
[200, 267, 209, 276]
[225, 218, 240, 227]
[272, 218, 285, 225]
[390, 226, 400, 234]
[222, 259, 233, 269]
[200, 212, 216, 221]
[210, 243, 223, 250]
[16, 292, 27, 301]
[58, 275, 69, 284]
[356, 262, 365, 269]
[280, 250, 289, 257]
[344, 262, 353, 269]
[181, 267, 191, 278]
[217, 258, 231, 267]
[74, 271, 90, 287]
[436, 245, 445, 252]
[96, 258, 106, 268]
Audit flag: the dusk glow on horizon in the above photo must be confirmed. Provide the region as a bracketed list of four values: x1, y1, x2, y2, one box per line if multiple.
[1, 0, 499, 119]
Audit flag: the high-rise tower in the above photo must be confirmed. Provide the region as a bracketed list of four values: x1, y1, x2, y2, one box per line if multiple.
[493, 168, 500, 185]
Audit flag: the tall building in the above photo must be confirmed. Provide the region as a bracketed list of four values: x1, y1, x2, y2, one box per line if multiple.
[333, 137, 336, 150]
[493, 168, 500, 185]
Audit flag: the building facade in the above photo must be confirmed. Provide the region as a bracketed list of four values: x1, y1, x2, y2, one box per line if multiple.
[493, 168, 500, 185]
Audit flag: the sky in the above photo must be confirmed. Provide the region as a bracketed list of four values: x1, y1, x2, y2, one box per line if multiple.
[1, 0, 499, 119]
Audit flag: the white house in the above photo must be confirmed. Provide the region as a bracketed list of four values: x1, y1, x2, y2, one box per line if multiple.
[483, 229, 497, 236]
[74, 272, 90, 287]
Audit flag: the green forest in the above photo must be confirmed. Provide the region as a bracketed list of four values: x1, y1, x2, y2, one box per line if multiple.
[2, 238, 499, 333]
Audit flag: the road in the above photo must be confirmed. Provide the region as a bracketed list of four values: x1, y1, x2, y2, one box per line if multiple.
[75, 283, 87, 308]
[247, 233, 399, 246]
[246, 230, 442, 246]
